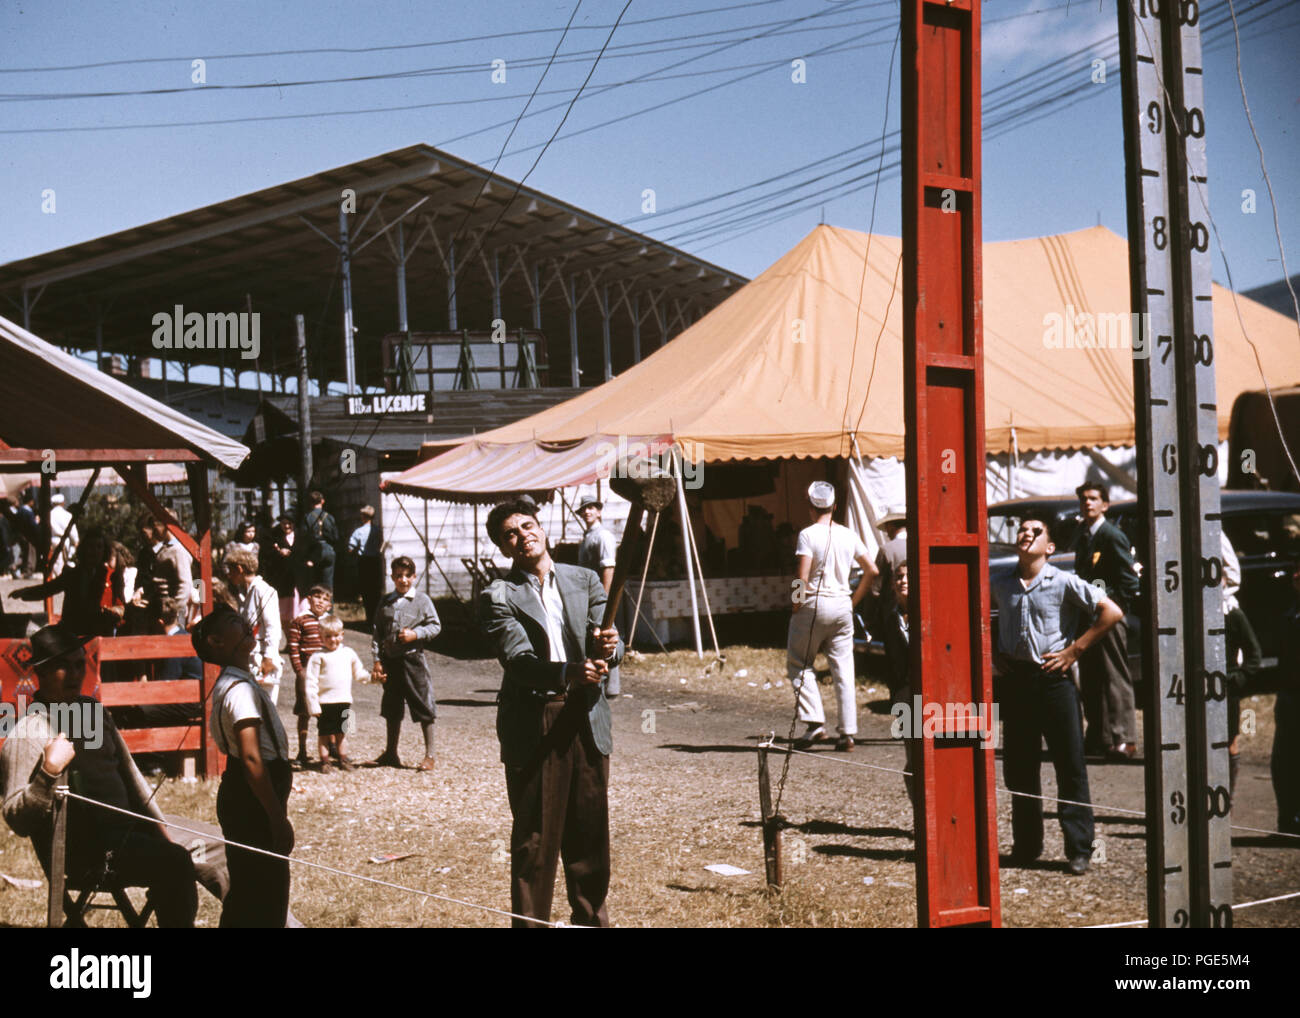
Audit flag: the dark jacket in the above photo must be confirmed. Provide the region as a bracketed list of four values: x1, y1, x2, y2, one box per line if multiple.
[479, 563, 623, 767]
[303, 508, 339, 563]
[1073, 518, 1140, 612]
[880, 604, 911, 698]
[266, 530, 317, 597]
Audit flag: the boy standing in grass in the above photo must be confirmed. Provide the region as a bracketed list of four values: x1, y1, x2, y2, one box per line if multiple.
[370, 556, 441, 771]
[286, 584, 332, 768]
[193, 604, 294, 927]
[305, 615, 369, 771]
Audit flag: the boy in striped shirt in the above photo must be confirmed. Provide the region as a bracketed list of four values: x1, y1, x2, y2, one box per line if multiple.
[286, 584, 332, 768]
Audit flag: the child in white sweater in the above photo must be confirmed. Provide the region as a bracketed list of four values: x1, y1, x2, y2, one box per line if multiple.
[304, 615, 369, 771]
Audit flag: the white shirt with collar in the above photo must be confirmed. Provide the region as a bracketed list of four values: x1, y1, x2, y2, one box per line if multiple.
[530, 568, 569, 664]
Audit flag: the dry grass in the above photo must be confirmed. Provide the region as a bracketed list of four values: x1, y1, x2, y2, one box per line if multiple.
[0, 638, 1296, 928]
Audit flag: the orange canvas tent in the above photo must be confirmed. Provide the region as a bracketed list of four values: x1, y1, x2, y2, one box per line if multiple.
[386, 224, 1300, 501]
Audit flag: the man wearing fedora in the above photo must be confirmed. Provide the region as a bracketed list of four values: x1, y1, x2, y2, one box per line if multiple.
[577, 495, 622, 697]
[1, 624, 226, 925]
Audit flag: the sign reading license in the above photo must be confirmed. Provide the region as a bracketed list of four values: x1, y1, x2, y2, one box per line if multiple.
[345, 393, 428, 416]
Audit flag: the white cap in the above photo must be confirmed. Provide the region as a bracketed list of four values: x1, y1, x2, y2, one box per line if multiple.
[50, 494, 66, 505]
[807, 481, 836, 509]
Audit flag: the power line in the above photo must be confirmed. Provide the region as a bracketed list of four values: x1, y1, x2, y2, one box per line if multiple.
[654, 0, 1285, 249]
[448, 0, 638, 307]
[0, 8, 894, 102]
[447, 0, 586, 250]
[0, 0, 803, 73]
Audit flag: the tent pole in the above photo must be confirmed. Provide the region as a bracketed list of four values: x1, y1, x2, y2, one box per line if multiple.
[680, 488, 720, 658]
[673, 447, 703, 659]
[1009, 426, 1019, 500]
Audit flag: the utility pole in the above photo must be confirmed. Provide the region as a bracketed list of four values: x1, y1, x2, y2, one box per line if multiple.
[296, 313, 314, 508]
[902, 0, 1000, 927]
[1118, 0, 1232, 929]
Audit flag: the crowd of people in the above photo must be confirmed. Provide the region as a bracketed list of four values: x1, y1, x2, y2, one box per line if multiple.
[1, 478, 1296, 929]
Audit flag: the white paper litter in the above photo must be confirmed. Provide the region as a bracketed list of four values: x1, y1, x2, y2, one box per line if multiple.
[736, 669, 748, 678]
[704, 863, 751, 877]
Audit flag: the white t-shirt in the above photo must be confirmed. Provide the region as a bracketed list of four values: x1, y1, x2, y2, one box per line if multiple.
[796, 522, 869, 600]
[211, 666, 290, 761]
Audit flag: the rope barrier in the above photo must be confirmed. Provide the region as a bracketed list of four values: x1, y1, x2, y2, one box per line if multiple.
[1081, 889, 1300, 928]
[60, 790, 561, 928]
[765, 739, 1300, 837]
[768, 738, 1300, 926]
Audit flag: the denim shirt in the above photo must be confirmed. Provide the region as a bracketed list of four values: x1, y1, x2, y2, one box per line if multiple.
[991, 562, 1102, 665]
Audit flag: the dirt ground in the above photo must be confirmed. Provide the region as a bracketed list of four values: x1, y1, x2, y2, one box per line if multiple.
[0, 622, 1296, 928]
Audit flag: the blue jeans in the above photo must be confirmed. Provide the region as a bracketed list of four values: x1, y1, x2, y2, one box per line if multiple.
[1001, 665, 1095, 859]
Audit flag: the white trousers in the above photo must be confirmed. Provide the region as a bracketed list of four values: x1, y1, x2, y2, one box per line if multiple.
[786, 598, 857, 736]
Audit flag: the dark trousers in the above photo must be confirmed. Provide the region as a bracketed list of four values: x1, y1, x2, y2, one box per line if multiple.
[360, 556, 383, 627]
[1079, 617, 1136, 748]
[317, 548, 336, 592]
[216, 759, 292, 928]
[1272, 690, 1300, 833]
[70, 830, 198, 928]
[504, 700, 610, 928]
[379, 654, 437, 724]
[1001, 665, 1095, 859]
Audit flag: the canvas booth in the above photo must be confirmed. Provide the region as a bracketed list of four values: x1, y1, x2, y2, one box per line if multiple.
[0, 314, 249, 778]
[382, 225, 1300, 652]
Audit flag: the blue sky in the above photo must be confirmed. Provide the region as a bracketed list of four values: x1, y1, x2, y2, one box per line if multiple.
[2, 0, 1297, 292]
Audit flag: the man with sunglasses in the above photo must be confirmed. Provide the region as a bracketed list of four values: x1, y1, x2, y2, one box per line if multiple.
[991, 518, 1123, 875]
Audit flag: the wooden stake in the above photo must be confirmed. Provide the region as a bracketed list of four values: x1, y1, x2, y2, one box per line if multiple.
[757, 747, 783, 890]
[47, 775, 68, 927]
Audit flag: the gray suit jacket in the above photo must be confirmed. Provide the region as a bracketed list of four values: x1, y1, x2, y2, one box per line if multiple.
[480, 563, 623, 767]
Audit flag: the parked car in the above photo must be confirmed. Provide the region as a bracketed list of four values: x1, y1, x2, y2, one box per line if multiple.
[852, 490, 1300, 685]
[987, 490, 1300, 679]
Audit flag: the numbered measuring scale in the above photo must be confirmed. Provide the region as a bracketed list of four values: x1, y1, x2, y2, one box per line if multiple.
[1118, 0, 1232, 928]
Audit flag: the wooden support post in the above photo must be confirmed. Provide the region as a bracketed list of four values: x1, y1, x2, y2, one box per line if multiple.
[187, 462, 220, 779]
[1118, 0, 1232, 929]
[902, 0, 999, 928]
[46, 774, 68, 927]
[757, 746, 783, 890]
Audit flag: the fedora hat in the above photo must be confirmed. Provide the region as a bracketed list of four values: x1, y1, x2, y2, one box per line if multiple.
[28, 624, 93, 670]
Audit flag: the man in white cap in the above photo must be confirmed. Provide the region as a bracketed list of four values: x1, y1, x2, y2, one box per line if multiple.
[577, 495, 621, 697]
[788, 481, 877, 751]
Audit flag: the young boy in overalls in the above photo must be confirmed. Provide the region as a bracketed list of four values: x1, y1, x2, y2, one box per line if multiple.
[370, 556, 441, 771]
[193, 605, 294, 927]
